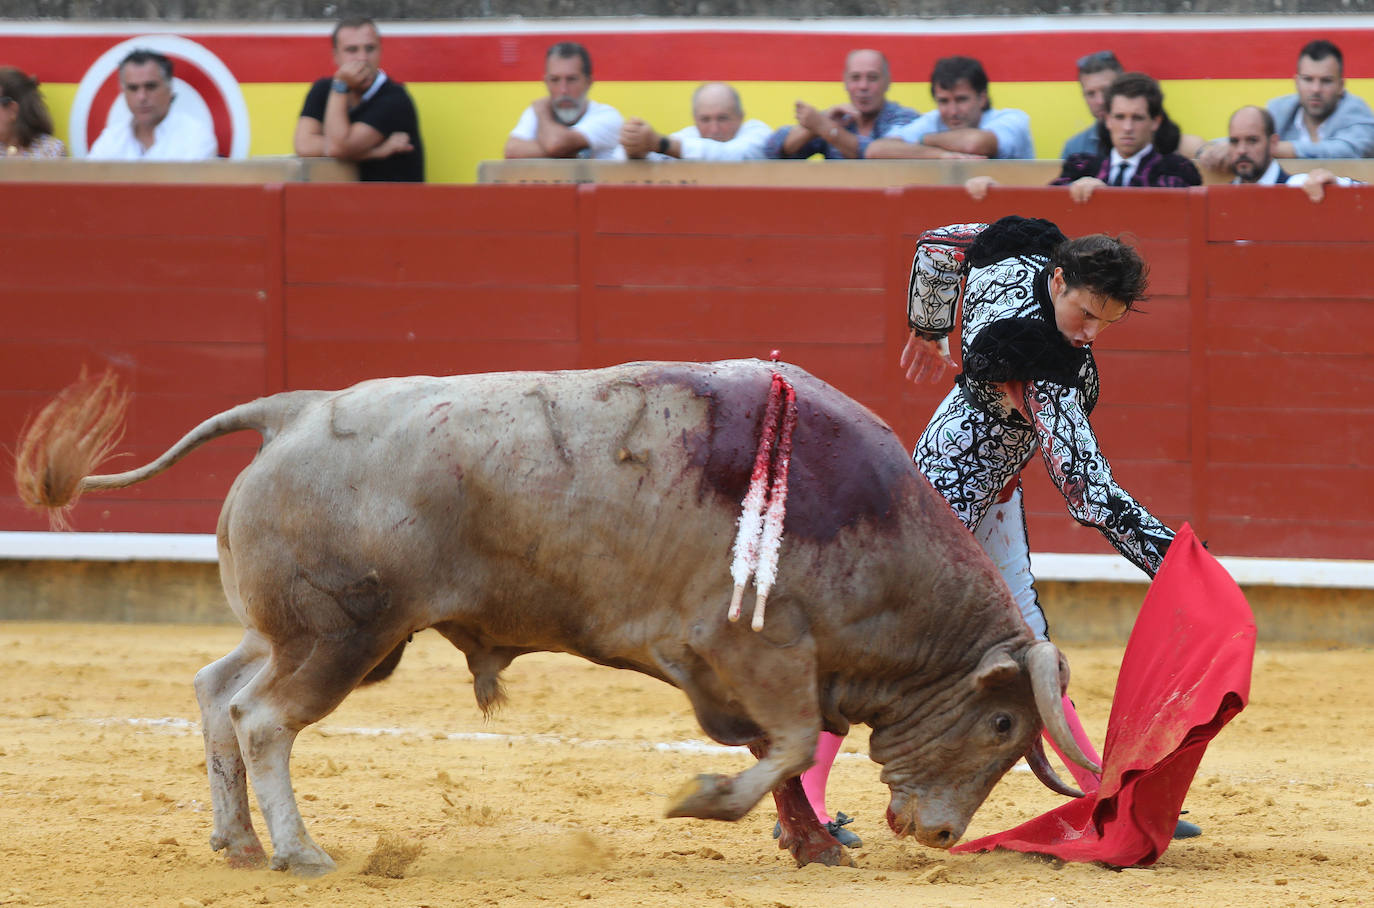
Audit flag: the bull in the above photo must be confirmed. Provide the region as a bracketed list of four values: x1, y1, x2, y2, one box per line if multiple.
[15, 359, 1097, 876]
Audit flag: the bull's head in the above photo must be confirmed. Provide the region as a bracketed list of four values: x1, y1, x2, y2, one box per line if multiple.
[873, 641, 1099, 848]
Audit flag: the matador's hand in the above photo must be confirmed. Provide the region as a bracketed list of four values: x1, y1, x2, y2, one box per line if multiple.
[900, 331, 954, 384]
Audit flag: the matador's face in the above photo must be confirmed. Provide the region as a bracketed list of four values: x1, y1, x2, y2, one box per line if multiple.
[1049, 268, 1128, 348]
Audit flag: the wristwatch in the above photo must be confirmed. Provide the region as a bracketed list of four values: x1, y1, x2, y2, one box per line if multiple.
[657, 135, 671, 155]
[330, 79, 349, 94]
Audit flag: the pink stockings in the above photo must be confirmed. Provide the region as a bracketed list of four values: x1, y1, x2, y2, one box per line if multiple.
[798, 731, 845, 824]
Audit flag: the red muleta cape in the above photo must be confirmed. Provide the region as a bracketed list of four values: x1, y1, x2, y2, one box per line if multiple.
[952, 523, 1256, 866]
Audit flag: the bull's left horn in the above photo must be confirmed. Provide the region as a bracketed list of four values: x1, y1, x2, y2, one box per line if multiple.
[1025, 736, 1085, 798]
[1027, 642, 1102, 775]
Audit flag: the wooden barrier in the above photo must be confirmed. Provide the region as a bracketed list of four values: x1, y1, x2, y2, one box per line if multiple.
[0, 158, 357, 183]
[477, 158, 1374, 187]
[1, 181, 1371, 562]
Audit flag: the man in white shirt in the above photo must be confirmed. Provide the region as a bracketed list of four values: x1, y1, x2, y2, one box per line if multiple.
[617, 82, 770, 161]
[867, 56, 1034, 160]
[504, 42, 623, 160]
[1228, 105, 1357, 202]
[86, 50, 217, 161]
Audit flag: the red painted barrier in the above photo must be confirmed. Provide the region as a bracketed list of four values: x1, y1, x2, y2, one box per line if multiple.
[3, 182, 1371, 561]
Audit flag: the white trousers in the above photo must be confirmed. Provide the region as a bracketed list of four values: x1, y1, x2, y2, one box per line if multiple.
[972, 484, 1049, 641]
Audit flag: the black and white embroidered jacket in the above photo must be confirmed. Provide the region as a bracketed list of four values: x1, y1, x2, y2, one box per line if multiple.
[907, 216, 1174, 576]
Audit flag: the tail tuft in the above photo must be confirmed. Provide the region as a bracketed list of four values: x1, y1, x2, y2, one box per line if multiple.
[14, 368, 130, 529]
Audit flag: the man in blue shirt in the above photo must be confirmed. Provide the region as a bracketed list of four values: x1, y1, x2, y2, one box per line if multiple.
[1197, 39, 1374, 170]
[867, 56, 1034, 160]
[764, 49, 917, 160]
[1267, 40, 1374, 158]
[1061, 51, 1123, 159]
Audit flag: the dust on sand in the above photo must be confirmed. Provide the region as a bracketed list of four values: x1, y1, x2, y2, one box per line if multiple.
[0, 622, 1370, 907]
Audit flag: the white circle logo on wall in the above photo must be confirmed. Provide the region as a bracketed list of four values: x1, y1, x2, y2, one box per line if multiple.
[70, 34, 251, 159]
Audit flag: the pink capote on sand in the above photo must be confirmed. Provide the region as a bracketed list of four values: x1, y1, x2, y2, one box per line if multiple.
[952, 524, 1256, 866]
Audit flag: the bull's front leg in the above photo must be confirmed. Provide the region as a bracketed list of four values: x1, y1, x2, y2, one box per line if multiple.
[665, 719, 816, 822]
[666, 621, 835, 844]
[194, 634, 270, 869]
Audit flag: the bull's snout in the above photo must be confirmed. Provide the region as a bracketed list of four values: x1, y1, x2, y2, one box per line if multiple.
[886, 800, 965, 849]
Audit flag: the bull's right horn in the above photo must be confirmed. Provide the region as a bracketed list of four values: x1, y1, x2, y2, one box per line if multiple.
[1026, 641, 1102, 775]
[1025, 736, 1085, 798]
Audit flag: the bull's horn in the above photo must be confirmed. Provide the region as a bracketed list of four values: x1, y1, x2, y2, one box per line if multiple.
[1025, 735, 1085, 798]
[1027, 642, 1102, 775]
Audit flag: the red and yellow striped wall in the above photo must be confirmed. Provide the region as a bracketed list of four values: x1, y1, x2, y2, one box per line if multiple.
[4, 18, 1374, 182]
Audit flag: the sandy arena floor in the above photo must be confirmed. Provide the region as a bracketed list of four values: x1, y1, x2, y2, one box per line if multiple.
[0, 621, 1370, 908]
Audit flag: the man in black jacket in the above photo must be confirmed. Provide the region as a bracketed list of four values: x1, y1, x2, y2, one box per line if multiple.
[1050, 72, 1199, 201]
[965, 72, 1198, 202]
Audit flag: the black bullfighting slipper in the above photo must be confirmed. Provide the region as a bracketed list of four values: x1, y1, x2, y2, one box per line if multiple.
[825, 812, 863, 848]
[772, 812, 862, 848]
[1173, 817, 1203, 839]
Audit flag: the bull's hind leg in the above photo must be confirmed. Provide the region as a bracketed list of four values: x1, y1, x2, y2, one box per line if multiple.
[666, 621, 822, 824]
[228, 630, 404, 876]
[194, 630, 271, 868]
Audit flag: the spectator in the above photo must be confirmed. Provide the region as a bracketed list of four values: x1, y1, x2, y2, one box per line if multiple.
[504, 42, 623, 160]
[294, 17, 424, 182]
[1269, 40, 1374, 158]
[618, 82, 770, 161]
[966, 73, 1199, 202]
[1199, 39, 1374, 170]
[867, 56, 1034, 160]
[86, 50, 217, 161]
[1049, 72, 1199, 202]
[0, 67, 65, 157]
[764, 49, 916, 160]
[1061, 51, 1123, 159]
[1227, 105, 1357, 201]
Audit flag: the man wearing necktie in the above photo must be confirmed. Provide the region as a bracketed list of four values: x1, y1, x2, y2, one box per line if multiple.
[963, 72, 1201, 202]
[1050, 72, 1201, 202]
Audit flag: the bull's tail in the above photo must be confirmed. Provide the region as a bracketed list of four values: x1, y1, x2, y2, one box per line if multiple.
[14, 368, 314, 529]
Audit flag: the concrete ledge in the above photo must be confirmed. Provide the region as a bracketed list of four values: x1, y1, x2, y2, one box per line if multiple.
[0, 532, 219, 561]
[1030, 552, 1374, 589]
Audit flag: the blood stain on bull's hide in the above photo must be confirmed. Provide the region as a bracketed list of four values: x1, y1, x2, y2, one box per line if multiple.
[644, 362, 915, 543]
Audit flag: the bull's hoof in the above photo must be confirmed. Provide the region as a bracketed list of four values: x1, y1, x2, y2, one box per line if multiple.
[790, 840, 854, 868]
[225, 844, 269, 870]
[777, 821, 854, 868]
[270, 849, 337, 877]
[664, 773, 745, 821]
[211, 833, 268, 869]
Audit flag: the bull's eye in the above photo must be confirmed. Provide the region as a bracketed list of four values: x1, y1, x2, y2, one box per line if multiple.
[993, 714, 1013, 736]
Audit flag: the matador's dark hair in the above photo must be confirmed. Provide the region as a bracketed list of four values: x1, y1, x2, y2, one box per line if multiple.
[1052, 234, 1150, 309]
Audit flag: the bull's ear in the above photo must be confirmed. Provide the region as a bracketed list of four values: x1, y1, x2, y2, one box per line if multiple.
[973, 649, 1021, 690]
